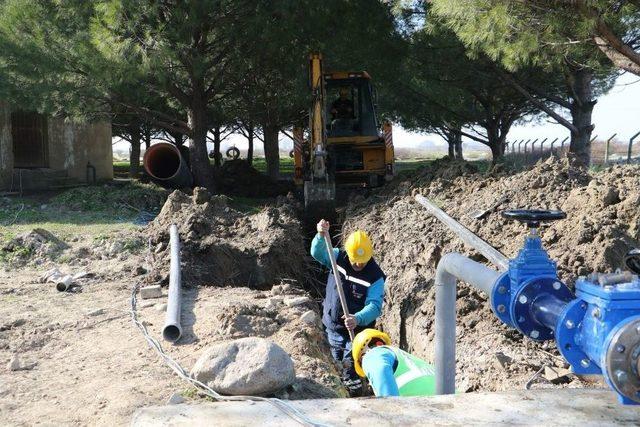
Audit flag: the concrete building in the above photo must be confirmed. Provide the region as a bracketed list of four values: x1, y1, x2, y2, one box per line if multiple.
[0, 101, 113, 192]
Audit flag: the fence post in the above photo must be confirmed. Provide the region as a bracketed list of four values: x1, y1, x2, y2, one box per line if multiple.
[525, 139, 537, 154]
[590, 135, 598, 143]
[604, 133, 617, 165]
[628, 131, 640, 163]
[549, 137, 559, 156]
[560, 136, 569, 150]
[519, 139, 528, 153]
[537, 138, 548, 152]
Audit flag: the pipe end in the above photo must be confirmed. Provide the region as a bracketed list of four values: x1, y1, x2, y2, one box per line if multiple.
[163, 324, 182, 343]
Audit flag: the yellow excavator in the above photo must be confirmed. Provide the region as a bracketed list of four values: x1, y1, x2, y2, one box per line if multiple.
[293, 53, 395, 209]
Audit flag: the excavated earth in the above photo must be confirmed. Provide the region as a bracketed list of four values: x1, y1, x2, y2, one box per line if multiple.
[0, 187, 345, 426]
[343, 156, 640, 392]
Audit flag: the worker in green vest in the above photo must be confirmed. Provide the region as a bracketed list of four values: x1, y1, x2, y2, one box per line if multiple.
[352, 328, 436, 397]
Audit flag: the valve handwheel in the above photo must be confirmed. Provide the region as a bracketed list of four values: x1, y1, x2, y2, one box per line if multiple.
[501, 209, 566, 228]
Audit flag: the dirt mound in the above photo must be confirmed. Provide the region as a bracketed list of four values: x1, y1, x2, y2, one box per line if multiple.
[214, 159, 293, 197]
[343, 156, 640, 392]
[1, 228, 69, 266]
[146, 188, 309, 289]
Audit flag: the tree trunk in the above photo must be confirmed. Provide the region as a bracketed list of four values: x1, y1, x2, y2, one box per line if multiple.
[128, 124, 142, 178]
[567, 67, 595, 166]
[144, 126, 151, 150]
[188, 105, 215, 189]
[212, 125, 222, 167]
[447, 140, 455, 158]
[485, 122, 502, 164]
[453, 133, 464, 160]
[0, 101, 14, 191]
[171, 131, 184, 146]
[246, 124, 254, 165]
[263, 123, 280, 179]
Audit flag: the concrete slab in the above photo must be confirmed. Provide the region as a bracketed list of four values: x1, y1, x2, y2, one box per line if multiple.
[131, 388, 640, 426]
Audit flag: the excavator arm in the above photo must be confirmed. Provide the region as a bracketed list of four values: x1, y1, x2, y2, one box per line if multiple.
[304, 53, 336, 210]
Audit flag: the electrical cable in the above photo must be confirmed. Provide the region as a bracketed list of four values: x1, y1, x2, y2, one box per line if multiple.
[130, 243, 332, 427]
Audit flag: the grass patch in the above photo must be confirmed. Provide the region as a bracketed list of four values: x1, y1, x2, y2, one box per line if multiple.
[0, 182, 169, 247]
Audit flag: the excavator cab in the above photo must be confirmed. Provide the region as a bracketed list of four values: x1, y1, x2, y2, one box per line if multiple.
[295, 54, 394, 210]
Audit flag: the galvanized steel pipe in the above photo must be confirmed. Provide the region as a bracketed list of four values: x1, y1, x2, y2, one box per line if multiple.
[414, 195, 510, 271]
[435, 253, 501, 394]
[163, 224, 182, 342]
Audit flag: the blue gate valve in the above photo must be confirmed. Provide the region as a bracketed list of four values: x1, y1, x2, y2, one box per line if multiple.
[489, 209, 640, 404]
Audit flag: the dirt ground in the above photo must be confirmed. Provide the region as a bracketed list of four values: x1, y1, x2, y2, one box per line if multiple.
[0, 189, 343, 426]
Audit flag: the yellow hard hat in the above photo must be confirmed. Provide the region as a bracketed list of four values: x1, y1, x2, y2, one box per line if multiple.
[345, 230, 373, 264]
[352, 328, 391, 377]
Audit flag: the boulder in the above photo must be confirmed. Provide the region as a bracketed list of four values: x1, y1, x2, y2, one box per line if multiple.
[191, 337, 295, 395]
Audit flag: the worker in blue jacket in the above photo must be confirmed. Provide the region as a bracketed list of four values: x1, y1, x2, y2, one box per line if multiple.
[310, 219, 386, 394]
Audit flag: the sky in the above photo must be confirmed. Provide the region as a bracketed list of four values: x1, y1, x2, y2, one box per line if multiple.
[113, 72, 640, 154]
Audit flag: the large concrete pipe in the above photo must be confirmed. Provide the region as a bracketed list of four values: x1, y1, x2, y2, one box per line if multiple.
[163, 224, 182, 342]
[435, 253, 501, 394]
[143, 143, 193, 188]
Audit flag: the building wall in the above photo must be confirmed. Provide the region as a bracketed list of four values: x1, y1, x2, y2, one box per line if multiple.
[48, 118, 113, 182]
[0, 101, 14, 190]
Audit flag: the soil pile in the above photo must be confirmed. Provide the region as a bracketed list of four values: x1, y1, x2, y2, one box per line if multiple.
[343, 156, 640, 392]
[214, 159, 293, 197]
[146, 188, 309, 289]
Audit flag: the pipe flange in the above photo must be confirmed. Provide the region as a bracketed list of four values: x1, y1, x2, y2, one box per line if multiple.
[511, 276, 573, 342]
[490, 273, 513, 327]
[555, 299, 601, 375]
[604, 315, 640, 404]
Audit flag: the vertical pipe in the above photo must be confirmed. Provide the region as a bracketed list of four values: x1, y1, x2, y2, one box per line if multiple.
[435, 262, 457, 395]
[163, 224, 182, 342]
[604, 133, 617, 165]
[628, 131, 640, 164]
[435, 253, 501, 395]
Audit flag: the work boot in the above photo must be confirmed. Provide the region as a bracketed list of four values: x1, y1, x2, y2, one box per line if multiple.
[343, 377, 363, 397]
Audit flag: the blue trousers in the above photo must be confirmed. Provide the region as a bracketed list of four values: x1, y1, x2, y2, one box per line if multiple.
[326, 328, 360, 381]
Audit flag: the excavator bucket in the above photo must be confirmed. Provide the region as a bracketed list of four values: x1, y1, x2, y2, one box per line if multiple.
[304, 180, 335, 211]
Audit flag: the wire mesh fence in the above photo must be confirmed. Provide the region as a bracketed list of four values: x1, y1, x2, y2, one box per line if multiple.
[505, 133, 640, 167]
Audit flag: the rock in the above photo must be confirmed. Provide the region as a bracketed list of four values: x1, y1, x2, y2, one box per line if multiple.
[271, 283, 294, 296]
[134, 266, 147, 276]
[7, 354, 35, 372]
[493, 352, 513, 370]
[7, 355, 21, 371]
[300, 310, 316, 325]
[543, 366, 572, 384]
[264, 297, 283, 310]
[86, 308, 105, 317]
[155, 303, 168, 312]
[283, 296, 311, 307]
[155, 242, 166, 254]
[140, 301, 156, 308]
[191, 337, 295, 395]
[140, 285, 163, 299]
[0, 318, 26, 332]
[602, 187, 620, 206]
[167, 392, 185, 405]
[193, 187, 212, 204]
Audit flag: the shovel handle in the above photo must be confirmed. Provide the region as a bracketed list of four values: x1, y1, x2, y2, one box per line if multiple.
[323, 233, 355, 341]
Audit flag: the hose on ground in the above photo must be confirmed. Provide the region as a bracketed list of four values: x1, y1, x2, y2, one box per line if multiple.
[130, 244, 329, 426]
